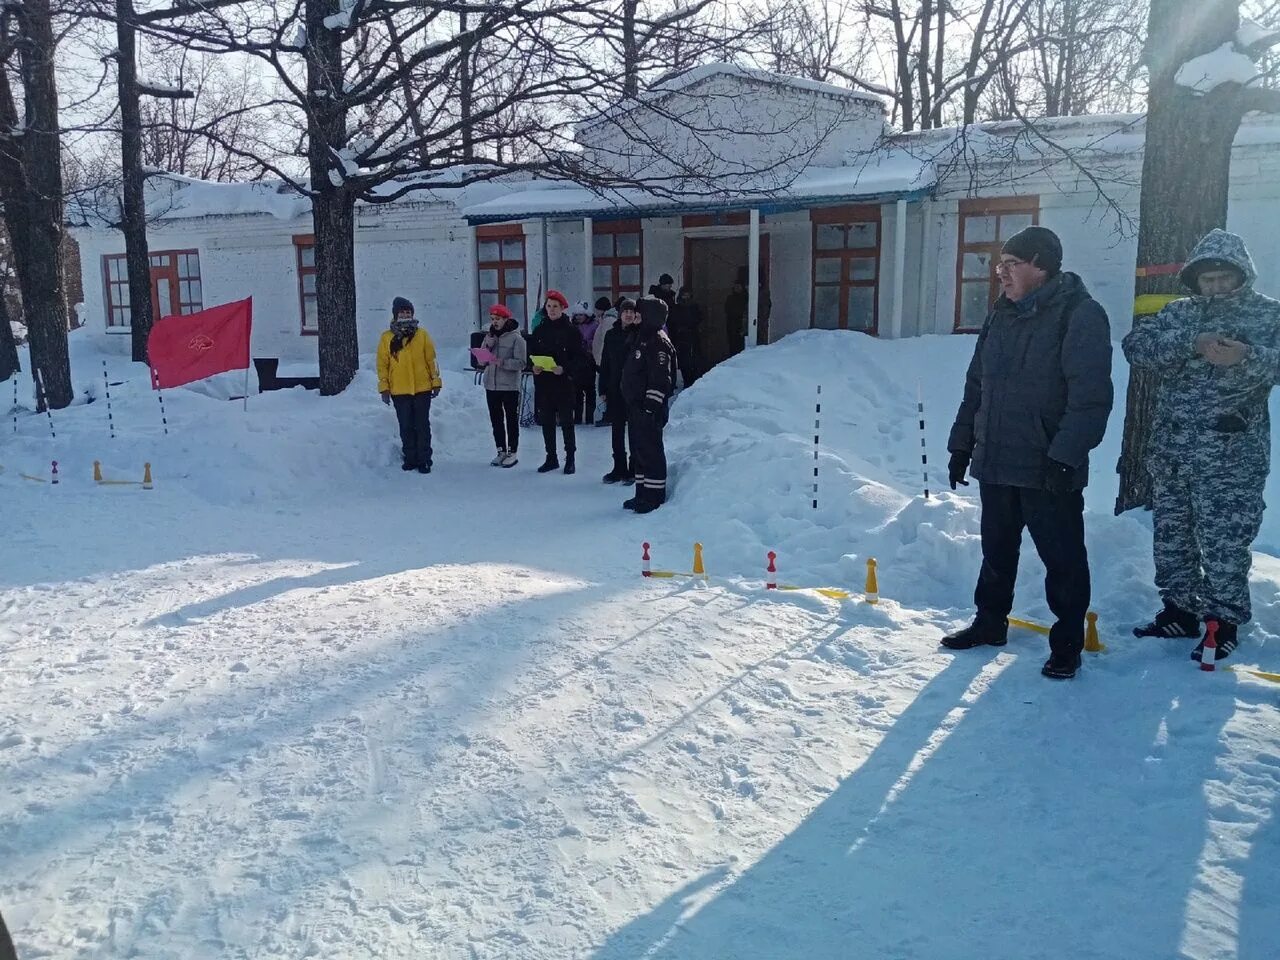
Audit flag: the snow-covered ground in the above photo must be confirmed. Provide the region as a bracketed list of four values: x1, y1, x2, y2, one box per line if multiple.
[2, 330, 1277, 960]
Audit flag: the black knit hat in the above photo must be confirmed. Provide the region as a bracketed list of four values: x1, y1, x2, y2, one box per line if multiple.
[594, 296, 612, 311]
[659, 273, 674, 286]
[1001, 227, 1062, 277]
[392, 296, 415, 317]
[617, 297, 637, 313]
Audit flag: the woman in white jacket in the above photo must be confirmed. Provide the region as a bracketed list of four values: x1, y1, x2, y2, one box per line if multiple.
[481, 304, 528, 466]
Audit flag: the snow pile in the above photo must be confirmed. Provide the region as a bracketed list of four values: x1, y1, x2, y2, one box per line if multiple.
[1175, 42, 1262, 94]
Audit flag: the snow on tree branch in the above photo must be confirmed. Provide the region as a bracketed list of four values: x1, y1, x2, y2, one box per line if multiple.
[1174, 42, 1262, 94]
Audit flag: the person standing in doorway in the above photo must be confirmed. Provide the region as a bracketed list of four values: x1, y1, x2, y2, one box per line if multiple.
[1123, 229, 1280, 662]
[943, 226, 1113, 680]
[528, 289, 587, 474]
[668, 285, 704, 387]
[377, 296, 442, 474]
[649, 273, 677, 313]
[599, 298, 636, 484]
[622, 296, 677, 512]
[481, 303, 527, 468]
[724, 276, 748, 357]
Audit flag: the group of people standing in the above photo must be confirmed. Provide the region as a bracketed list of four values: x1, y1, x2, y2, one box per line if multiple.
[942, 225, 1279, 679]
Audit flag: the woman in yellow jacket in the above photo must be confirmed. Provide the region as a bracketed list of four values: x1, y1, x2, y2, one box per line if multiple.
[378, 297, 442, 473]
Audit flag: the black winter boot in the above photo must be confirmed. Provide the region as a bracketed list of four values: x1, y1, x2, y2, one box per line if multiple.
[564, 452, 576, 475]
[622, 495, 640, 511]
[1041, 651, 1081, 680]
[1134, 600, 1200, 638]
[941, 616, 1009, 650]
[1191, 621, 1239, 661]
[537, 454, 559, 473]
[633, 493, 662, 515]
[603, 458, 628, 483]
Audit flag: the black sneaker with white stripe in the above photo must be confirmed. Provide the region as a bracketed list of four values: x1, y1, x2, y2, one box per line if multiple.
[1133, 600, 1200, 638]
[1191, 621, 1239, 662]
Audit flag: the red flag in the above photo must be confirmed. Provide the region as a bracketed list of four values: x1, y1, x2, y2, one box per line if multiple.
[148, 298, 253, 389]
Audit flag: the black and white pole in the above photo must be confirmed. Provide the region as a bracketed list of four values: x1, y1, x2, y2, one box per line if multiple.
[34, 369, 55, 440]
[151, 367, 169, 436]
[11, 375, 16, 434]
[917, 381, 930, 500]
[813, 384, 821, 510]
[102, 360, 116, 439]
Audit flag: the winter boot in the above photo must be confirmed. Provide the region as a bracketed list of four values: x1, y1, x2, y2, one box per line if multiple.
[1041, 651, 1081, 680]
[941, 616, 1009, 650]
[564, 453, 576, 475]
[500, 451, 519, 468]
[633, 491, 663, 515]
[401, 461, 417, 471]
[602, 459, 628, 483]
[1191, 621, 1239, 662]
[1133, 599, 1200, 638]
[537, 454, 559, 473]
[622, 495, 640, 511]
[490, 449, 506, 467]
[417, 465, 431, 475]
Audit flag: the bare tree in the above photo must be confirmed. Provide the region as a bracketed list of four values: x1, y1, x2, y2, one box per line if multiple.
[0, 0, 73, 408]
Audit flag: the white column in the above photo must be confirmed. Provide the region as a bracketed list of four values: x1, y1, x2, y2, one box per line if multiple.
[747, 208, 760, 348]
[890, 198, 908, 339]
[469, 225, 481, 331]
[540, 217, 550, 302]
[582, 217, 593, 305]
[918, 199, 936, 335]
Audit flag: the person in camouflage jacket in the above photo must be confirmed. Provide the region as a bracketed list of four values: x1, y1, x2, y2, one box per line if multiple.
[1123, 229, 1280, 662]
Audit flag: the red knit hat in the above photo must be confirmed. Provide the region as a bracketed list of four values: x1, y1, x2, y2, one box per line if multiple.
[488, 304, 513, 319]
[545, 289, 569, 308]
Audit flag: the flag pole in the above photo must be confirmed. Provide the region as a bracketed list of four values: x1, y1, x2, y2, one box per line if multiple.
[243, 363, 249, 412]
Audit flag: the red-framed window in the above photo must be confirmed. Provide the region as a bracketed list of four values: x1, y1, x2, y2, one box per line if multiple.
[477, 225, 526, 327]
[103, 250, 203, 328]
[955, 197, 1039, 332]
[294, 234, 318, 335]
[592, 219, 643, 302]
[810, 206, 880, 334]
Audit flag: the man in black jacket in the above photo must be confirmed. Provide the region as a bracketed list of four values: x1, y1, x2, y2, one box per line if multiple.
[622, 296, 678, 513]
[944, 226, 1113, 680]
[668, 286, 703, 387]
[599, 300, 636, 484]
[528, 289, 588, 474]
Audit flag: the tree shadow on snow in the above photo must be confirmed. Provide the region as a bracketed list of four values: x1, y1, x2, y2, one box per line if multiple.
[592, 647, 1239, 960]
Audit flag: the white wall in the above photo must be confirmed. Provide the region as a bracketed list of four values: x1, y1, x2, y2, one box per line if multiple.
[642, 218, 684, 292]
[767, 212, 811, 341]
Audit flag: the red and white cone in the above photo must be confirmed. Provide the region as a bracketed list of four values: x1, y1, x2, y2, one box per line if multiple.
[766, 551, 777, 590]
[642, 542, 651, 578]
[1200, 620, 1219, 672]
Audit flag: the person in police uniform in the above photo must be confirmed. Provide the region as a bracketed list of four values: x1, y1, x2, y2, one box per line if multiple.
[621, 295, 677, 514]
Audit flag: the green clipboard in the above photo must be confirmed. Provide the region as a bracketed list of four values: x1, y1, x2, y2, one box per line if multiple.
[530, 355, 557, 371]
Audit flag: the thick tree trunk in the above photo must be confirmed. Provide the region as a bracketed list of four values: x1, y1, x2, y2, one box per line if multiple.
[11, 0, 71, 408]
[622, 0, 639, 99]
[308, 0, 359, 396]
[118, 0, 155, 365]
[459, 8, 474, 160]
[1115, 0, 1244, 513]
[0, 288, 18, 383]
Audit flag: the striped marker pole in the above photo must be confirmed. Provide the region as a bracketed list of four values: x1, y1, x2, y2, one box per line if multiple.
[151, 367, 170, 435]
[917, 381, 930, 500]
[103, 360, 116, 439]
[34, 369, 55, 440]
[11, 375, 16, 433]
[813, 384, 821, 510]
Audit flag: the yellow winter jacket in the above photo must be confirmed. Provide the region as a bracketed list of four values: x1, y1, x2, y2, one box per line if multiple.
[377, 328, 443, 395]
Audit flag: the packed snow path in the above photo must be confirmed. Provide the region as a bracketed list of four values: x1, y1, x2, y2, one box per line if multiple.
[1, 332, 1277, 959]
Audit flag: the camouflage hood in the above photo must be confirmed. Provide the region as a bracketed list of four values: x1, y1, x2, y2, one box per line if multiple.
[1179, 228, 1257, 293]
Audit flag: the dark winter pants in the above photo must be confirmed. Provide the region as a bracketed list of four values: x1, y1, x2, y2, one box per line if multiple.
[974, 482, 1090, 656]
[608, 392, 630, 470]
[575, 381, 597, 424]
[1151, 462, 1263, 624]
[535, 381, 576, 456]
[486, 390, 519, 453]
[671, 333, 700, 387]
[628, 407, 667, 502]
[392, 392, 433, 468]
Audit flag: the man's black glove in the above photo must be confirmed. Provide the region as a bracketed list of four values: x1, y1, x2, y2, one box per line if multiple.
[948, 450, 971, 490]
[1044, 459, 1075, 495]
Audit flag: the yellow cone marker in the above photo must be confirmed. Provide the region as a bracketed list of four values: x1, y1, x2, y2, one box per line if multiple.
[1084, 611, 1106, 653]
[93, 460, 103, 483]
[865, 558, 878, 604]
[692, 542, 705, 577]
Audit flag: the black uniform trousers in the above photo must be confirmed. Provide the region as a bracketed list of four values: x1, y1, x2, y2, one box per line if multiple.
[628, 406, 667, 502]
[534, 378, 576, 455]
[486, 390, 519, 452]
[975, 482, 1090, 656]
[607, 391, 630, 470]
[392, 392, 433, 468]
